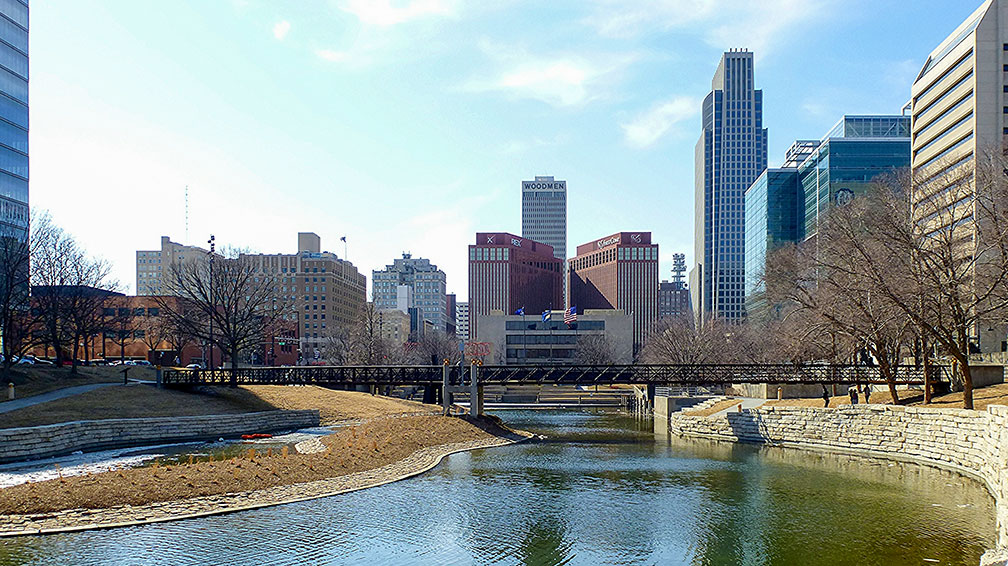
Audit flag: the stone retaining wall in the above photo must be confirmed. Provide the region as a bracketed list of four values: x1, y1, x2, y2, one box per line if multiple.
[663, 404, 1008, 565]
[0, 410, 320, 464]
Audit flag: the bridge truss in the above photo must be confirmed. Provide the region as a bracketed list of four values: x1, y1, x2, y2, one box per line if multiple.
[162, 363, 947, 388]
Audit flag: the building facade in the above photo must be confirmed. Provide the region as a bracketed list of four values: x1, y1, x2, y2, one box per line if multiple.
[0, 0, 27, 244]
[372, 253, 447, 337]
[800, 115, 910, 239]
[521, 176, 567, 262]
[456, 301, 470, 342]
[910, 0, 1008, 352]
[522, 175, 567, 301]
[743, 116, 910, 317]
[241, 232, 366, 360]
[659, 253, 691, 320]
[568, 232, 658, 356]
[136, 236, 212, 296]
[693, 49, 768, 323]
[475, 309, 632, 365]
[468, 232, 562, 342]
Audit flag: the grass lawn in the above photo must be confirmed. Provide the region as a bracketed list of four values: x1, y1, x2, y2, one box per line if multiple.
[762, 382, 1008, 411]
[0, 365, 155, 399]
[0, 383, 440, 429]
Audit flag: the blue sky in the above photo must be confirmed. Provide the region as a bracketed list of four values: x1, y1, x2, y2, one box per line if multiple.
[28, 0, 982, 297]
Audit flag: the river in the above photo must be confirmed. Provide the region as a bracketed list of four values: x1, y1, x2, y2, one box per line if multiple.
[0, 410, 995, 565]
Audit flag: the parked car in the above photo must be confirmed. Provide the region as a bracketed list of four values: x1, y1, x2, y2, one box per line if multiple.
[134, 360, 152, 367]
[185, 362, 205, 370]
[15, 356, 32, 365]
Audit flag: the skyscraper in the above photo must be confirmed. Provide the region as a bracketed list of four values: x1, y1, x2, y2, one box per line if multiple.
[568, 232, 658, 356]
[468, 232, 562, 342]
[372, 253, 448, 337]
[522, 176, 567, 302]
[910, 0, 1007, 352]
[693, 49, 767, 323]
[0, 1, 27, 243]
[521, 176, 566, 261]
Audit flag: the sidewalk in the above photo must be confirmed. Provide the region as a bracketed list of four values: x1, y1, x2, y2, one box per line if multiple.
[0, 383, 116, 415]
[709, 397, 767, 419]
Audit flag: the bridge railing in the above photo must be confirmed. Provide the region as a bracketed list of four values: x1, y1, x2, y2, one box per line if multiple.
[162, 363, 949, 388]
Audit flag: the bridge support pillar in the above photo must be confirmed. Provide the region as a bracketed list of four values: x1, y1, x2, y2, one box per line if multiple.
[470, 362, 484, 417]
[442, 364, 451, 414]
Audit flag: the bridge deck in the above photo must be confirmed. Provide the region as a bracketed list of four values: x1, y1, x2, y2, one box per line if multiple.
[162, 364, 946, 388]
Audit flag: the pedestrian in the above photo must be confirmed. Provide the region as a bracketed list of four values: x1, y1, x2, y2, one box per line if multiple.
[848, 385, 859, 405]
[863, 383, 871, 404]
[821, 384, 830, 408]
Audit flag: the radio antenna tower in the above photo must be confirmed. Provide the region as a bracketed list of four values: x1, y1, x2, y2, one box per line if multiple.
[184, 185, 189, 244]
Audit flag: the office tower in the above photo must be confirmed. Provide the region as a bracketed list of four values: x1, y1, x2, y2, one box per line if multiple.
[568, 232, 658, 356]
[522, 175, 567, 303]
[372, 253, 448, 337]
[136, 236, 212, 295]
[242, 232, 366, 359]
[659, 253, 692, 320]
[693, 49, 768, 322]
[743, 116, 910, 318]
[456, 302, 470, 342]
[911, 0, 1007, 352]
[521, 176, 566, 261]
[0, 0, 27, 244]
[802, 116, 910, 239]
[468, 232, 562, 342]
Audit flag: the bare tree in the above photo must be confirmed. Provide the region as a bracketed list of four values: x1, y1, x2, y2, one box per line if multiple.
[574, 334, 615, 365]
[642, 316, 734, 364]
[158, 247, 292, 385]
[409, 329, 462, 366]
[0, 211, 43, 375]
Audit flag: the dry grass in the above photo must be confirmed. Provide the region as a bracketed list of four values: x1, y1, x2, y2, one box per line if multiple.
[763, 382, 1008, 411]
[0, 385, 276, 429]
[0, 365, 151, 399]
[682, 399, 740, 417]
[0, 415, 504, 514]
[238, 385, 438, 424]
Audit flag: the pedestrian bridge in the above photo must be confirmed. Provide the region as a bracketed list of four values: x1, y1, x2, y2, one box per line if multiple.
[162, 363, 946, 414]
[162, 363, 944, 388]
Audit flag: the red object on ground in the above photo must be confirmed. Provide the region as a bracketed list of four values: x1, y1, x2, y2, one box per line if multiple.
[240, 433, 273, 440]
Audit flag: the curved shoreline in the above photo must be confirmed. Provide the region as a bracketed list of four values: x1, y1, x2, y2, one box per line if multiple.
[661, 404, 1008, 566]
[0, 428, 532, 537]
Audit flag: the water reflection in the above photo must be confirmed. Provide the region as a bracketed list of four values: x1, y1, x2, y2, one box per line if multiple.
[0, 410, 995, 566]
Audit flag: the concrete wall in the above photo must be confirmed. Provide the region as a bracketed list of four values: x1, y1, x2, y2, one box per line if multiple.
[662, 404, 1008, 563]
[0, 410, 320, 464]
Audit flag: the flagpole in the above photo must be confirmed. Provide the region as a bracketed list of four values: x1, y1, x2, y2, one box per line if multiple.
[522, 309, 526, 363]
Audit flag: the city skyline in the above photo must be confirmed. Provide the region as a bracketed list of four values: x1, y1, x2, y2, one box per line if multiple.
[28, 1, 982, 298]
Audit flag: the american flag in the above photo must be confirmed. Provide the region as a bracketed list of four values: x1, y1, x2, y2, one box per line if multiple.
[564, 305, 577, 325]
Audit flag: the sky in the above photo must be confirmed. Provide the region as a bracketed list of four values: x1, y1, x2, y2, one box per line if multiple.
[28, 0, 984, 298]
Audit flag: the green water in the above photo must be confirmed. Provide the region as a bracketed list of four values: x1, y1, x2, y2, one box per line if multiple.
[0, 410, 995, 565]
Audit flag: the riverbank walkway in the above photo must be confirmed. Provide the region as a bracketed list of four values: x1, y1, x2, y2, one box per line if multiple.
[0, 384, 115, 415]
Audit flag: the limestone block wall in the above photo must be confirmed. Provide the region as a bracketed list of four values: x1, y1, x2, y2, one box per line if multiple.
[0, 410, 320, 464]
[666, 404, 1008, 552]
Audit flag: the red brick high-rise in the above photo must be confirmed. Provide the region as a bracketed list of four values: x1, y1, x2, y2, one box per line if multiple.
[468, 232, 562, 342]
[569, 232, 658, 356]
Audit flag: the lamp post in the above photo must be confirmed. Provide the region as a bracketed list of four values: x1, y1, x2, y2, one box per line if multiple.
[207, 235, 215, 370]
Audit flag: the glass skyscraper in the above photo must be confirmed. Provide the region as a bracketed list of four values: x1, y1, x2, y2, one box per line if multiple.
[0, 0, 27, 242]
[522, 175, 567, 304]
[800, 115, 910, 239]
[743, 116, 910, 319]
[692, 49, 767, 322]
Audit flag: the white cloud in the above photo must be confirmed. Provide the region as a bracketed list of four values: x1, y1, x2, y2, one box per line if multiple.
[621, 96, 699, 147]
[336, 0, 458, 27]
[466, 42, 638, 107]
[315, 49, 352, 63]
[273, 20, 291, 40]
[584, 0, 831, 57]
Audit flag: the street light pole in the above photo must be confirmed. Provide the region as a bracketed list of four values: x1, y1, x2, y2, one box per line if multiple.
[207, 235, 215, 370]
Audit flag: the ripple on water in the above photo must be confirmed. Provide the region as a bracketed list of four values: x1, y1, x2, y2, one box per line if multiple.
[0, 410, 996, 566]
